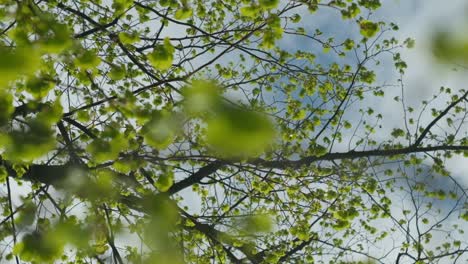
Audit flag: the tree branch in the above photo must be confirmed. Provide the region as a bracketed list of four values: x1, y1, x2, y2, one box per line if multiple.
[414, 89, 468, 146]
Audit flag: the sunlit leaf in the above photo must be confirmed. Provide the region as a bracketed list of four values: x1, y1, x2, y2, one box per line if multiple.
[108, 64, 126, 80]
[14, 231, 64, 263]
[148, 37, 174, 71]
[0, 166, 7, 183]
[182, 79, 221, 115]
[359, 20, 379, 38]
[0, 91, 13, 126]
[76, 50, 101, 69]
[87, 134, 128, 163]
[240, 214, 273, 233]
[432, 31, 468, 64]
[0, 47, 40, 88]
[259, 0, 279, 10]
[174, 7, 193, 20]
[119, 32, 140, 45]
[155, 171, 174, 192]
[112, 0, 132, 13]
[206, 104, 276, 157]
[25, 75, 55, 98]
[142, 111, 179, 149]
[240, 6, 259, 18]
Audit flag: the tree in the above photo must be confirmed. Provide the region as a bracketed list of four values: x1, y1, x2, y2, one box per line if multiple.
[0, 0, 467, 263]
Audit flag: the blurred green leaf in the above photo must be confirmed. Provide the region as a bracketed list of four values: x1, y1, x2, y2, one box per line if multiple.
[142, 111, 179, 149]
[155, 170, 174, 192]
[14, 231, 64, 263]
[0, 47, 40, 88]
[259, 0, 279, 10]
[25, 75, 55, 98]
[87, 133, 128, 163]
[182, 79, 221, 115]
[108, 64, 126, 80]
[359, 20, 379, 38]
[207, 104, 276, 157]
[241, 214, 273, 234]
[432, 31, 468, 64]
[0, 91, 13, 126]
[148, 38, 174, 71]
[119, 32, 140, 45]
[175, 7, 193, 20]
[76, 50, 101, 69]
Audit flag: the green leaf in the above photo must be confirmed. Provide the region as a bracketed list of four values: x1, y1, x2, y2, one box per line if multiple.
[206, 104, 276, 157]
[344, 39, 355, 50]
[461, 211, 468, 221]
[25, 75, 55, 98]
[359, 0, 381, 10]
[109, 65, 126, 80]
[241, 214, 273, 233]
[404, 38, 415, 48]
[76, 50, 101, 69]
[112, 0, 132, 13]
[155, 171, 174, 192]
[174, 7, 193, 20]
[291, 14, 301, 23]
[38, 20, 72, 54]
[14, 231, 64, 262]
[148, 37, 174, 71]
[260, 15, 283, 49]
[391, 128, 405, 138]
[0, 47, 40, 88]
[293, 109, 307, 120]
[259, 0, 279, 10]
[36, 100, 64, 125]
[2, 121, 56, 162]
[0, 166, 7, 183]
[0, 91, 13, 126]
[182, 79, 221, 115]
[113, 159, 133, 174]
[118, 32, 140, 45]
[240, 6, 259, 18]
[332, 219, 350, 230]
[359, 20, 379, 38]
[93, 243, 109, 255]
[431, 31, 468, 64]
[54, 218, 91, 248]
[15, 202, 37, 228]
[87, 134, 128, 163]
[142, 111, 179, 149]
[341, 3, 360, 19]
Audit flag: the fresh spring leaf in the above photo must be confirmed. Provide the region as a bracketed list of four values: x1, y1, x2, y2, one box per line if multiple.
[148, 38, 174, 71]
[0, 47, 40, 88]
[174, 7, 193, 20]
[206, 104, 276, 157]
[359, 20, 379, 38]
[259, 0, 279, 10]
[156, 171, 174, 192]
[142, 111, 179, 149]
[182, 79, 221, 115]
[0, 91, 13, 126]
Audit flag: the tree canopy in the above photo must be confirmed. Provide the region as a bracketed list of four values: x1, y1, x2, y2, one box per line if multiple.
[0, 0, 467, 263]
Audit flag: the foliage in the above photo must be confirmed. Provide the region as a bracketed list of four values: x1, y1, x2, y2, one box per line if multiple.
[0, 0, 467, 263]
